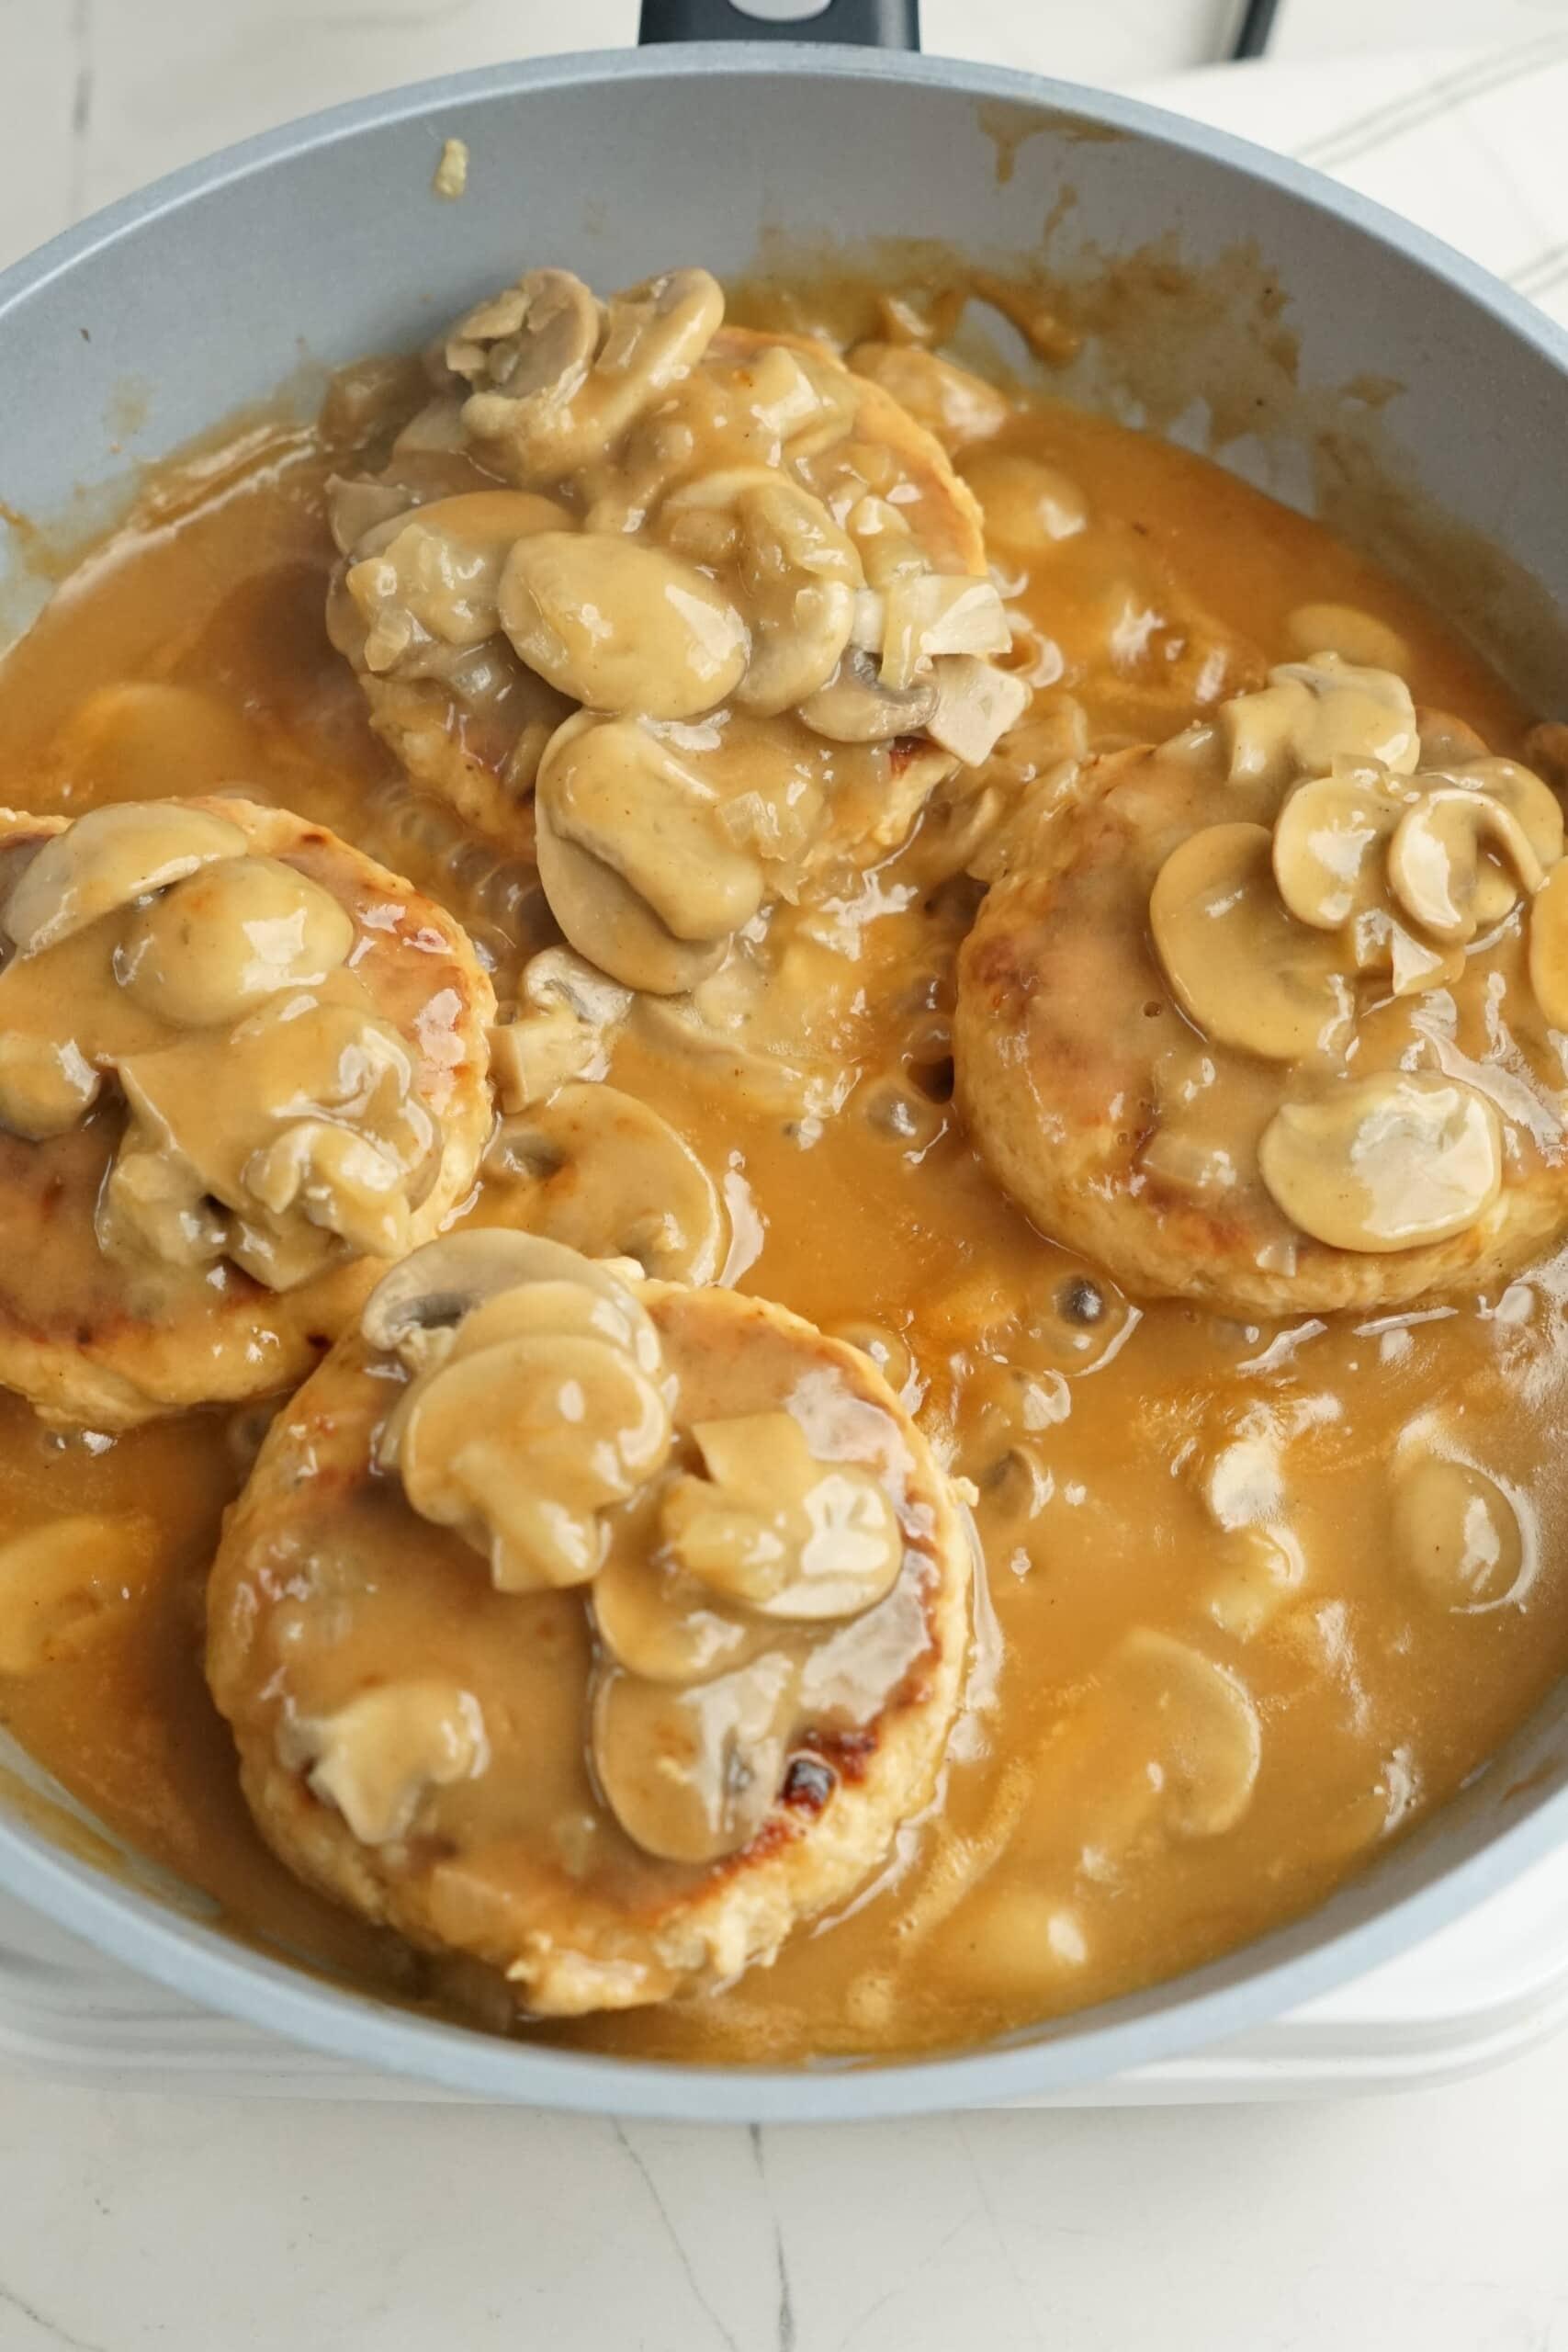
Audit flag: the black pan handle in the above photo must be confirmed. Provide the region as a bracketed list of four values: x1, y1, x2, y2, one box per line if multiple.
[639, 0, 919, 49]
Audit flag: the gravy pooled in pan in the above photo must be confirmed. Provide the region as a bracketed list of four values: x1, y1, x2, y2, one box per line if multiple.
[1, 261, 1568, 2064]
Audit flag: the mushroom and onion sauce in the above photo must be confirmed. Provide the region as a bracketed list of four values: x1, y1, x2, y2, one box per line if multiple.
[0, 795, 494, 1428]
[0, 261, 1565, 2063]
[207, 1232, 970, 2015]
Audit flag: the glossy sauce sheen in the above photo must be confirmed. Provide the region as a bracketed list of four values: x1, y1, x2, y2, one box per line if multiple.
[1, 310, 1566, 2064]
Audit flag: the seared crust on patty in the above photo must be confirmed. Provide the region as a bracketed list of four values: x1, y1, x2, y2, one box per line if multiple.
[0, 796, 494, 1429]
[206, 1280, 973, 2017]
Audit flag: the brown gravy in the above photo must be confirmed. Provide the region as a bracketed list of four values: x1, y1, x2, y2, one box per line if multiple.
[1, 295, 1565, 2066]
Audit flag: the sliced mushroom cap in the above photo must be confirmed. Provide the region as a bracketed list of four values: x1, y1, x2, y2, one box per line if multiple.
[1205, 1523, 1307, 1642]
[1223, 657, 1419, 793]
[485, 1080, 727, 1283]
[1428, 757, 1563, 925]
[960, 449, 1089, 549]
[391, 1329, 671, 1590]
[592, 1544, 771, 1685]
[536, 803, 730, 997]
[0, 1513, 155, 1673]
[1391, 1454, 1525, 1611]
[0, 1033, 100, 1140]
[344, 490, 572, 672]
[463, 267, 724, 486]
[660, 1410, 904, 1622]
[536, 713, 765, 967]
[798, 645, 938, 743]
[96, 1140, 227, 1272]
[1104, 1629, 1262, 1839]
[1258, 1072, 1503, 1252]
[361, 1227, 660, 1371]
[499, 530, 748, 718]
[1529, 856, 1568, 1029]
[1385, 784, 1548, 945]
[389, 397, 471, 456]
[115, 989, 436, 1272]
[243, 1116, 422, 1263]
[324, 472, 420, 557]
[590, 1651, 797, 1863]
[1416, 708, 1491, 768]
[661, 470, 861, 716]
[282, 1682, 489, 1846]
[1149, 822, 1355, 1062]
[1271, 765, 1415, 930]
[118, 856, 355, 1028]
[1284, 603, 1410, 672]
[445, 266, 601, 399]
[4, 802, 247, 957]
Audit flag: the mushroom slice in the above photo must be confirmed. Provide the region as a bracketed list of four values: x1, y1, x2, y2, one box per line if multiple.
[590, 1652, 797, 1863]
[242, 1117, 423, 1264]
[1284, 603, 1410, 672]
[1386, 784, 1549, 945]
[660, 1411, 904, 1622]
[879, 573, 1011, 692]
[361, 1227, 660, 1373]
[389, 1330, 672, 1591]
[1258, 1072, 1502, 1252]
[798, 645, 938, 744]
[1223, 657, 1419, 793]
[488, 947, 631, 1113]
[0, 1513, 155, 1673]
[0, 1034, 100, 1140]
[324, 472, 420, 557]
[485, 1080, 726, 1283]
[4, 802, 247, 957]
[445, 266, 601, 400]
[497, 531, 748, 718]
[1391, 1454, 1524, 1611]
[463, 267, 724, 485]
[1149, 822, 1355, 1062]
[1271, 764, 1415, 930]
[661, 471, 861, 716]
[535, 806, 730, 998]
[1205, 1524, 1307, 1642]
[108, 995, 437, 1283]
[1100, 1629, 1262, 1841]
[281, 1683, 489, 1846]
[1416, 709, 1491, 768]
[1529, 857, 1568, 1030]
[438, 1275, 660, 1374]
[344, 491, 570, 670]
[537, 713, 765, 952]
[926, 656, 1032, 766]
[118, 856, 355, 1028]
[592, 1545, 770, 1685]
[391, 398, 470, 455]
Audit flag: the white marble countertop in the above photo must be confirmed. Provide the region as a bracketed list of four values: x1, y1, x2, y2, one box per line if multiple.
[3, 2, 1568, 2346]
